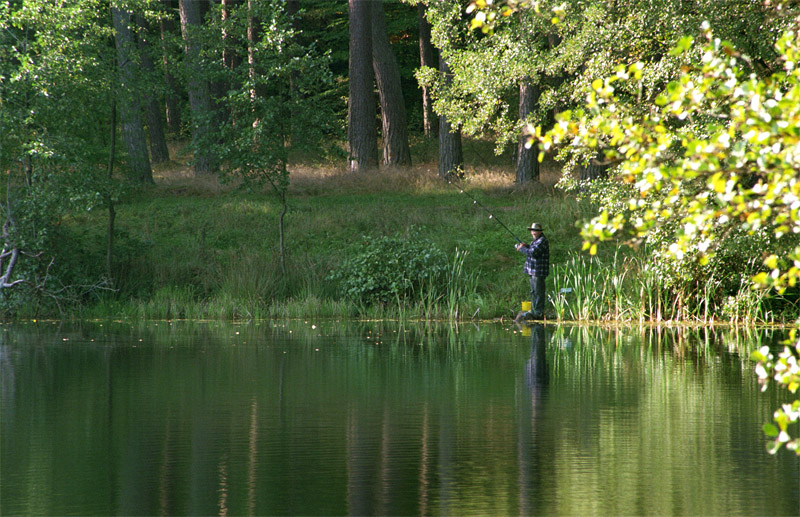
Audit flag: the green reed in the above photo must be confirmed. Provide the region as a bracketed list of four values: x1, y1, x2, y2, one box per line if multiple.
[354, 248, 480, 322]
[548, 251, 782, 324]
[444, 248, 480, 321]
[550, 252, 616, 321]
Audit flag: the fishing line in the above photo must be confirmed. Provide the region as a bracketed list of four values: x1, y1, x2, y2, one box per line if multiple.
[446, 179, 524, 244]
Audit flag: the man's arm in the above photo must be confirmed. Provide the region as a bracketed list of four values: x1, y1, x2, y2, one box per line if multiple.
[526, 238, 545, 257]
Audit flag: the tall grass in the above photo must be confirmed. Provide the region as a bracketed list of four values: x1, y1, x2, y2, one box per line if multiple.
[444, 248, 480, 320]
[550, 252, 626, 321]
[548, 251, 781, 324]
[86, 243, 782, 325]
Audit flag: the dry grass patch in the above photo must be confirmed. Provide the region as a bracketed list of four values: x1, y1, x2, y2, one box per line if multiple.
[288, 155, 564, 197]
[288, 164, 447, 195]
[148, 138, 565, 196]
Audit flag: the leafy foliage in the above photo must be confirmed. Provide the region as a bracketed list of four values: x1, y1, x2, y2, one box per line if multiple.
[202, 0, 338, 187]
[463, 0, 800, 453]
[329, 230, 448, 305]
[430, 0, 785, 157]
[532, 25, 800, 453]
[0, 0, 136, 313]
[752, 339, 800, 454]
[197, 0, 338, 272]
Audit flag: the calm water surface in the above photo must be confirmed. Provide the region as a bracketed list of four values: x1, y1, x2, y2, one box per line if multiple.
[1, 320, 798, 516]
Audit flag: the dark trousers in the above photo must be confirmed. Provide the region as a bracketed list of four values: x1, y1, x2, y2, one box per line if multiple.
[529, 275, 546, 317]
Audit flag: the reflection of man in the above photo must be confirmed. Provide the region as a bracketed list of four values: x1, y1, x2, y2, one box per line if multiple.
[525, 324, 549, 394]
[515, 223, 549, 322]
[518, 322, 550, 513]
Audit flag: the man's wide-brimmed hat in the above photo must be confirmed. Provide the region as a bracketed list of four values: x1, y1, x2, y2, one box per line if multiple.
[528, 222, 543, 231]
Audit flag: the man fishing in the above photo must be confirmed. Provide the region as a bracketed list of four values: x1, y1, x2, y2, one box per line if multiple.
[515, 222, 549, 322]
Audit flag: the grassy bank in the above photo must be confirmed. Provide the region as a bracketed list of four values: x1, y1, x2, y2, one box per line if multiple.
[71, 159, 588, 321]
[25, 141, 793, 323]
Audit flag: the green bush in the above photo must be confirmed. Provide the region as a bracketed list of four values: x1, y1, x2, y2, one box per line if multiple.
[329, 230, 448, 305]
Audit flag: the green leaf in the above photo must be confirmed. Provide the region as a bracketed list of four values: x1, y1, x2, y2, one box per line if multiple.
[670, 36, 694, 56]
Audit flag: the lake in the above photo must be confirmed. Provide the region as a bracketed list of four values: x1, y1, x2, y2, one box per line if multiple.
[1, 320, 798, 515]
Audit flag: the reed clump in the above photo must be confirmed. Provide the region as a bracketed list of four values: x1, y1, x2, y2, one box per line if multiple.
[548, 252, 789, 324]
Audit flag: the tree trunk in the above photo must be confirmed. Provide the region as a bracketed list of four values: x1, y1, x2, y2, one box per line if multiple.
[278, 190, 287, 275]
[516, 79, 540, 184]
[579, 153, 609, 181]
[286, 0, 299, 18]
[347, 0, 378, 172]
[112, 3, 154, 184]
[208, 2, 229, 131]
[418, 4, 437, 137]
[438, 56, 462, 177]
[136, 15, 170, 165]
[371, 0, 411, 167]
[107, 99, 117, 284]
[179, 0, 216, 175]
[286, 0, 301, 137]
[221, 0, 241, 71]
[159, 1, 182, 134]
[221, 0, 242, 116]
[247, 0, 269, 102]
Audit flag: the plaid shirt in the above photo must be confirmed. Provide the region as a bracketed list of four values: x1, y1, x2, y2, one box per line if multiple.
[520, 234, 549, 277]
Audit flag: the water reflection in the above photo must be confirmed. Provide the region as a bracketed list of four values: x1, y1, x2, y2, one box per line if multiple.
[1, 320, 798, 516]
[518, 323, 550, 515]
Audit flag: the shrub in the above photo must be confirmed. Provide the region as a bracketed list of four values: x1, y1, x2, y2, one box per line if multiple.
[329, 230, 448, 305]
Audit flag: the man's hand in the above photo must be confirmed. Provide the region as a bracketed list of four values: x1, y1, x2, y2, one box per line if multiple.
[516, 243, 526, 251]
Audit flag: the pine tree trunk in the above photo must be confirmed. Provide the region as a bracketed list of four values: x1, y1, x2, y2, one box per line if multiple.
[371, 0, 411, 167]
[159, 1, 181, 134]
[286, 0, 301, 136]
[418, 5, 437, 137]
[347, 0, 378, 172]
[221, 0, 241, 71]
[438, 56, 462, 177]
[286, 0, 299, 18]
[247, 0, 269, 102]
[107, 100, 117, 284]
[179, 0, 215, 175]
[112, 4, 154, 184]
[136, 15, 170, 165]
[516, 79, 540, 183]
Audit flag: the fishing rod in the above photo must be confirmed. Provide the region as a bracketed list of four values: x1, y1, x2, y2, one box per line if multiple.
[446, 178, 524, 244]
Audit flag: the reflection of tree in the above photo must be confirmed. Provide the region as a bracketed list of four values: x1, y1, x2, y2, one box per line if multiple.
[346, 409, 373, 515]
[247, 398, 258, 515]
[418, 403, 431, 515]
[3, 321, 798, 515]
